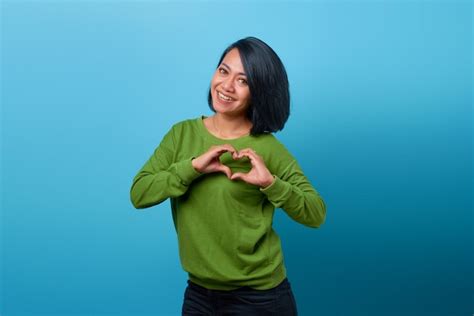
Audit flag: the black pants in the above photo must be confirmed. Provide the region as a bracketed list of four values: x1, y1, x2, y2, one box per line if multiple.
[181, 278, 298, 315]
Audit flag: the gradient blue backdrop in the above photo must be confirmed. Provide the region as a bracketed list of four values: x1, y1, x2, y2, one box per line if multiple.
[1, 1, 472, 315]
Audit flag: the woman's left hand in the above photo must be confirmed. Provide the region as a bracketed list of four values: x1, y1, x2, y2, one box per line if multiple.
[230, 148, 275, 188]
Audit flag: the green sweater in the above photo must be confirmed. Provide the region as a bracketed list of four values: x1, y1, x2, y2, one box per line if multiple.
[130, 115, 326, 290]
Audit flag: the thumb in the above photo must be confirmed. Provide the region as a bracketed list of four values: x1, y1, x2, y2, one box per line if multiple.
[216, 165, 233, 179]
[230, 172, 245, 181]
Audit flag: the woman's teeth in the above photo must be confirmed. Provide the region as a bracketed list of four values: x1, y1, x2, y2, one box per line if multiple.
[218, 91, 234, 102]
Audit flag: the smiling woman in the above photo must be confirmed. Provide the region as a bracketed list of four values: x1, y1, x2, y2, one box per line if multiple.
[130, 36, 327, 316]
[206, 47, 253, 139]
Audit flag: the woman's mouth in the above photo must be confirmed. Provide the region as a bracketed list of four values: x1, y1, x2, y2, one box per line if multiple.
[217, 91, 235, 102]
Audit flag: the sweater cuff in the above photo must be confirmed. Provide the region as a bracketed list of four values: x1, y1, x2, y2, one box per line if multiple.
[259, 175, 292, 206]
[174, 156, 203, 186]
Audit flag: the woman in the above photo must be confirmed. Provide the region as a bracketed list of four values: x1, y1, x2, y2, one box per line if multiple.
[130, 36, 326, 316]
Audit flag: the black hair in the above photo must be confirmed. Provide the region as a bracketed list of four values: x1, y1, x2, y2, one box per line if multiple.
[207, 36, 290, 135]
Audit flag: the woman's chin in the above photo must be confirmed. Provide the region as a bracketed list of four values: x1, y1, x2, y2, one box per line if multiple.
[213, 100, 234, 112]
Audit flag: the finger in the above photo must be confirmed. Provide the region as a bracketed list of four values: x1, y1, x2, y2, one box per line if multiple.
[237, 148, 257, 154]
[237, 148, 261, 159]
[216, 165, 232, 179]
[212, 147, 233, 158]
[230, 172, 246, 181]
[235, 150, 259, 164]
[215, 144, 237, 155]
[223, 144, 237, 153]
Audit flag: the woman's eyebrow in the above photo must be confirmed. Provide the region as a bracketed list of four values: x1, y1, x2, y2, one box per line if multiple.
[221, 63, 247, 77]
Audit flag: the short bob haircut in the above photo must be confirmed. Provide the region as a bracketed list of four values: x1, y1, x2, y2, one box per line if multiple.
[207, 36, 290, 135]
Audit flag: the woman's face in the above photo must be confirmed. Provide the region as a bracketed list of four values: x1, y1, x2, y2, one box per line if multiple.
[210, 48, 251, 117]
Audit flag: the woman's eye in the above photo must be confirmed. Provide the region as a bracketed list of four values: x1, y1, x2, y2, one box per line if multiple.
[218, 67, 246, 84]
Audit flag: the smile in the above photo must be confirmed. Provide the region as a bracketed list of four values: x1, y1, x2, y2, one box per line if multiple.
[217, 91, 235, 102]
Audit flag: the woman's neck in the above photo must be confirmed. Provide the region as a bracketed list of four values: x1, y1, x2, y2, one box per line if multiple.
[211, 113, 252, 138]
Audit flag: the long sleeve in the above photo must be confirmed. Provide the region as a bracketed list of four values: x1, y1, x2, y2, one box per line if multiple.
[130, 126, 203, 209]
[259, 160, 326, 228]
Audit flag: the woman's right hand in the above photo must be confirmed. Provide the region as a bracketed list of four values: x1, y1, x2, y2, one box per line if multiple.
[191, 144, 237, 179]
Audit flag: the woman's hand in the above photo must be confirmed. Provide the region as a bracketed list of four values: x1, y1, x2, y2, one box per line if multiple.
[230, 148, 275, 188]
[191, 144, 237, 179]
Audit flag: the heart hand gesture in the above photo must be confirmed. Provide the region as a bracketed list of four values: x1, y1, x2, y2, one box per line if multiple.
[191, 144, 237, 179]
[230, 148, 275, 188]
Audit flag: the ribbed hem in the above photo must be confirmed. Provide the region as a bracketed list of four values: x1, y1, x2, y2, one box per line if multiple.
[187, 261, 287, 291]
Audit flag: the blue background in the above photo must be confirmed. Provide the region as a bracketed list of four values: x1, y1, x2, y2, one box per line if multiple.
[1, 1, 472, 315]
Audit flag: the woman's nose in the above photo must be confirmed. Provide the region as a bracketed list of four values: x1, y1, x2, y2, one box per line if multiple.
[221, 78, 234, 91]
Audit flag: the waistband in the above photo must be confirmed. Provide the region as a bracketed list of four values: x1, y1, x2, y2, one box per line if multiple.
[187, 277, 291, 294]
